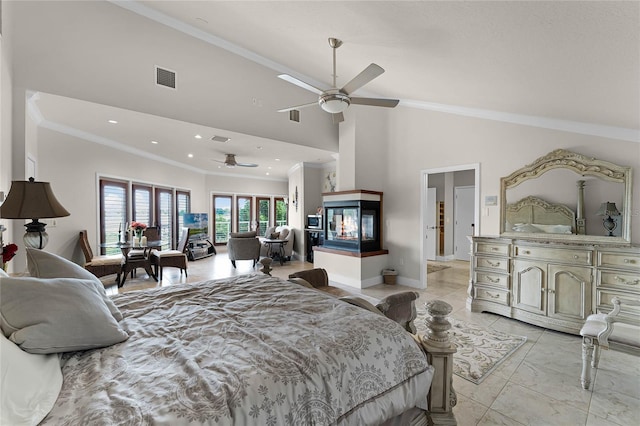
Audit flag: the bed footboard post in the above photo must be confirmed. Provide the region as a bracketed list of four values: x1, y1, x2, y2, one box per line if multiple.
[420, 300, 457, 426]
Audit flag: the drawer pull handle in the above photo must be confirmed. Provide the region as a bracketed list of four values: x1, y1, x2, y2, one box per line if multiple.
[487, 261, 501, 267]
[623, 258, 635, 264]
[522, 250, 530, 255]
[487, 292, 501, 299]
[615, 276, 640, 285]
[574, 255, 579, 259]
[491, 247, 499, 251]
[548, 289, 555, 294]
[487, 276, 500, 283]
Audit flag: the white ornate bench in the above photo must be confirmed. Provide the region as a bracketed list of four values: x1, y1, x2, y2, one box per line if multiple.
[580, 296, 640, 390]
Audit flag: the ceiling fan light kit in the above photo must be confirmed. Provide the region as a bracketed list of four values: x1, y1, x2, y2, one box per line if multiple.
[320, 92, 350, 113]
[278, 37, 399, 123]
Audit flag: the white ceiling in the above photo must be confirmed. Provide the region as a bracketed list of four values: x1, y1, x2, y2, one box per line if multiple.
[31, 0, 640, 179]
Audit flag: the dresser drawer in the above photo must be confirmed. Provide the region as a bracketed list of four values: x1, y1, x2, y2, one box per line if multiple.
[597, 251, 640, 272]
[475, 287, 510, 306]
[474, 255, 509, 273]
[514, 245, 592, 265]
[598, 270, 640, 291]
[596, 289, 640, 317]
[473, 271, 510, 289]
[475, 242, 509, 256]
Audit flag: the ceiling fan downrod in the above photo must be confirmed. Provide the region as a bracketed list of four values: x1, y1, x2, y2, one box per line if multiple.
[328, 37, 342, 89]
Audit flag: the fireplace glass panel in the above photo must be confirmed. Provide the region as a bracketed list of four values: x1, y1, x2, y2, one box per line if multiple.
[323, 200, 380, 252]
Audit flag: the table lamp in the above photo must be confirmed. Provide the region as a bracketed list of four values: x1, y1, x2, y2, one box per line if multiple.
[0, 177, 70, 249]
[596, 202, 620, 237]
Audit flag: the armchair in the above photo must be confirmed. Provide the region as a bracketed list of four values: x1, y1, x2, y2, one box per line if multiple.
[288, 268, 420, 332]
[260, 226, 294, 260]
[227, 231, 261, 268]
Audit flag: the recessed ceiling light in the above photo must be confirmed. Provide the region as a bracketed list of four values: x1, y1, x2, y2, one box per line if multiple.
[151, 140, 158, 144]
[195, 134, 202, 139]
[268, 166, 272, 170]
[108, 120, 118, 124]
[256, 146, 263, 150]
[188, 153, 194, 158]
[275, 158, 281, 161]
[266, 172, 270, 176]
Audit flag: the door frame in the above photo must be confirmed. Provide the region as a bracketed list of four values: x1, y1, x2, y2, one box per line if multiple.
[420, 163, 480, 288]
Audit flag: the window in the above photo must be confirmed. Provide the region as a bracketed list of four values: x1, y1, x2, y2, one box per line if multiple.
[256, 197, 270, 237]
[155, 188, 173, 250]
[99, 179, 127, 255]
[275, 197, 287, 227]
[236, 196, 252, 233]
[213, 195, 232, 245]
[176, 190, 190, 244]
[132, 184, 152, 226]
[99, 178, 189, 251]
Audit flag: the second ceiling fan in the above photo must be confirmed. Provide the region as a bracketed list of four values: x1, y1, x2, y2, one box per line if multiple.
[278, 38, 399, 123]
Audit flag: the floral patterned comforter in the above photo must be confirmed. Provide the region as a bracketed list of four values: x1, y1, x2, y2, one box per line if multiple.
[41, 274, 433, 425]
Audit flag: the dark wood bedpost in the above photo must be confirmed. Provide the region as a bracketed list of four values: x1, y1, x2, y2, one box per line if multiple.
[420, 300, 457, 426]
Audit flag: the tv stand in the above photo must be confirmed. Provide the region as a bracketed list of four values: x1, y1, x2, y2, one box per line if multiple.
[187, 239, 216, 261]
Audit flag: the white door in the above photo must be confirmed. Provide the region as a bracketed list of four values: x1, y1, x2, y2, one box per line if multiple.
[426, 188, 437, 260]
[454, 186, 474, 261]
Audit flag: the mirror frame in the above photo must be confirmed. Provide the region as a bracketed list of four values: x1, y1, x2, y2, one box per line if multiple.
[500, 149, 633, 244]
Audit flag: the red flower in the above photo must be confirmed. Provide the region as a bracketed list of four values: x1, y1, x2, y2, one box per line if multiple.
[129, 221, 147, 231]
[2, 243, 18, 263]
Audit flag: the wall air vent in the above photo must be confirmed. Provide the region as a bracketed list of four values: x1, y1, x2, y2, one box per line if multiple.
[211, 136, 230, 143]
[156, 66, 176, 89]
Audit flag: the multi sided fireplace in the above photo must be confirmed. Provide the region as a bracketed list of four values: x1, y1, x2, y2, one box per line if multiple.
[322, 190, 382, 253]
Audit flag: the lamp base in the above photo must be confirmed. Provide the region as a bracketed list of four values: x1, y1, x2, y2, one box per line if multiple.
[602, 216, 617, 237]
[23, 219, 49, 249]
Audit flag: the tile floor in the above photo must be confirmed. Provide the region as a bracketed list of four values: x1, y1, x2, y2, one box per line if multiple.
[102, 251, 639, 426]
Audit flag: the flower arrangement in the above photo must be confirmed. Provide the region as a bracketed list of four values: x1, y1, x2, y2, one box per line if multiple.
[2, 243, 18, 271]
[129, 221, 147, 238]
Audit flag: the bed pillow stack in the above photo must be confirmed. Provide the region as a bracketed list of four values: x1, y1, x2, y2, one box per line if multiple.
[0, 249, 128, 354]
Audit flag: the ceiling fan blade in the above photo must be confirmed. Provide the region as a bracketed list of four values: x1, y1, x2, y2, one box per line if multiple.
[350, 97, 399, 108]
[277, 102, 318, 113]
[332, 112, 344, 124]
[278, 74, 324, 95]
[236, 162, 259, 168]
[341, 63, 385, 95]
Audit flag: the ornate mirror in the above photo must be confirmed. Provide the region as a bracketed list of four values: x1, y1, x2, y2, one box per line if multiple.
[500, 149, 632, 244]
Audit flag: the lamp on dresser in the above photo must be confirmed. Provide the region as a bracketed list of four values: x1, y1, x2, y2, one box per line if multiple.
[0, 177, 70, 249]
[596, 202, 621, 237]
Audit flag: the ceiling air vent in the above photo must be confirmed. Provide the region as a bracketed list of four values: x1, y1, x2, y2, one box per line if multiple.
[211, 136, 230, 143]
[156, 66, 176, 89]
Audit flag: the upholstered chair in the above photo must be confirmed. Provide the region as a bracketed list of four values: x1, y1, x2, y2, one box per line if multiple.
[288, 268, 420, 332]
[78, 230, 124, 285]
[259, 225, 295, 259]
[227, 231, 261, 268]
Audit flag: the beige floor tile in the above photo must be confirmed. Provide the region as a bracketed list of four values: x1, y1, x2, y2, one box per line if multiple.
[491, 382, 588, 425]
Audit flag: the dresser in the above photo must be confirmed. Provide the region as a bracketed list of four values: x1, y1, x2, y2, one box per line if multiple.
[467, 236, 640, 335]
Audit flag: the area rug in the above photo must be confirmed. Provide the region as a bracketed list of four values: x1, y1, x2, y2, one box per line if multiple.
[427, 264, 451, 274]
[415, 313, 527, 384]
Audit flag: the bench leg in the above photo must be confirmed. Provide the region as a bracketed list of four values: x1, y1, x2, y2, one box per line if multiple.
[581, 337, 595, 390]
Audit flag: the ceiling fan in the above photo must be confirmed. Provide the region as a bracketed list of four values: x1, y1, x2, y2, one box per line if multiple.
[213, 154, 258, 168]
[278, 38, 399, 123]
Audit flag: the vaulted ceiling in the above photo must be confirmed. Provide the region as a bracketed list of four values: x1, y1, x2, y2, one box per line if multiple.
[16, 1, 640, 180]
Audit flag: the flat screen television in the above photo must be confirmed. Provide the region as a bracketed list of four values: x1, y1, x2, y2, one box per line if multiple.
[183, 213, 209, 241]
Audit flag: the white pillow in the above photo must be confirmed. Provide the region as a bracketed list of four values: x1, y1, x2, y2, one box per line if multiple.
[26, 248, 123, 321]
[532, 223, 573, 234]
[512, 223, 543, 233]
[0, 276, 129, 354]
[0, 333, 63, 426]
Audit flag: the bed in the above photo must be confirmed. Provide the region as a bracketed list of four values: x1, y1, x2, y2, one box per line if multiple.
[505, 195, 576, 235]
[0, 249, 457, 426]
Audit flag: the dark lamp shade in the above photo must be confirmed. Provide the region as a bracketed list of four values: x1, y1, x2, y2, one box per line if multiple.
[0, 179, 70, 219]
[595, 202, 620, 217]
